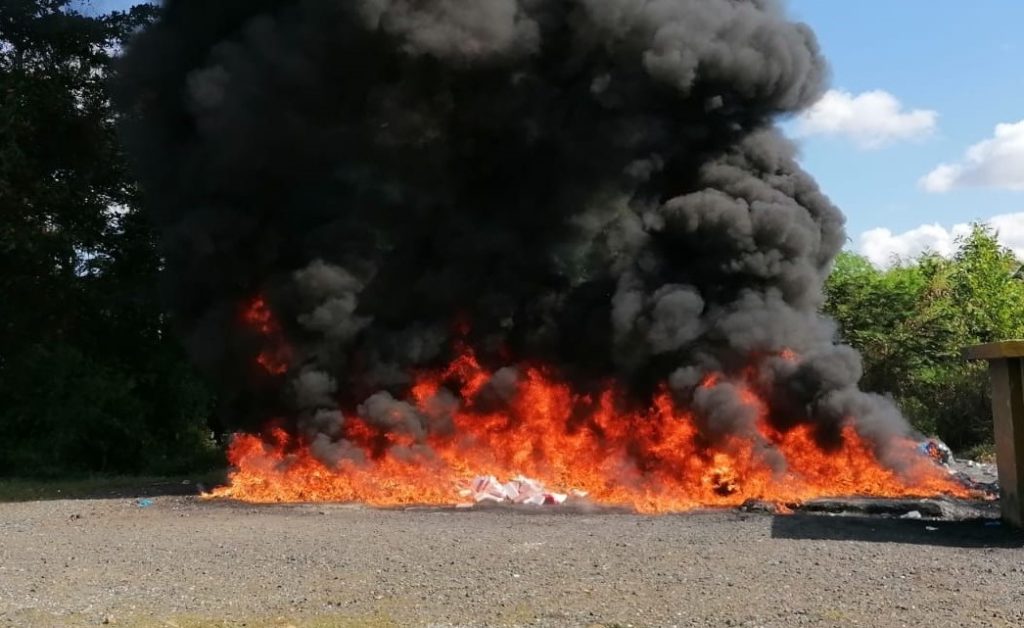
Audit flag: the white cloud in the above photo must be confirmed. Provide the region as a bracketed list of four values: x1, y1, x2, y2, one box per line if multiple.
[858, 212, 1024, 268]
[795, 89, 938, 149]
[920, 120, 1024, 193]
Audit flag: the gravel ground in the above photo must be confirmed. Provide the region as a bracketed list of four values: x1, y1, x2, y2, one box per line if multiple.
[2, 495, 1023, 628]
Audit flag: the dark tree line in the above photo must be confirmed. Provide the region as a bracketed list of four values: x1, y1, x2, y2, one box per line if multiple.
[1, 0, 218, 475]
[0, 1, 1012, 477]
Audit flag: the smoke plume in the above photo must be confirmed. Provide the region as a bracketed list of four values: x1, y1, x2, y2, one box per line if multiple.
[116, 0, 913, 468]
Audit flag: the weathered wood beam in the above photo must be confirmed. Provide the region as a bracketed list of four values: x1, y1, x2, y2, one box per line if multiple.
[964, 341, 1024, 528]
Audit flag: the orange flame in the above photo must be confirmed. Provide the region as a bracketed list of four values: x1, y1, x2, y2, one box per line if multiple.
[208, 340, 970, 513]
[243, 297, 292, 375]
[242, 297, 278, 335]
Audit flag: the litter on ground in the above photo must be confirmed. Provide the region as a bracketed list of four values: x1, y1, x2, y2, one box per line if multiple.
[458, 475, 585, 507]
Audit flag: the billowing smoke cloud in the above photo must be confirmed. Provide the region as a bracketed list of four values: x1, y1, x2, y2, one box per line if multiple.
[115, 0, 913, 468]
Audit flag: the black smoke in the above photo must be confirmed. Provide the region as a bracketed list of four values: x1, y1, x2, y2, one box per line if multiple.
[115, 0, 913, 467]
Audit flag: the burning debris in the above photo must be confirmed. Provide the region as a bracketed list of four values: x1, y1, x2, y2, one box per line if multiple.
[459, 475, 579, 507]
[918, 438, 953, 466]
[117, 0, 973, 511]
[201, 345, 975, 512]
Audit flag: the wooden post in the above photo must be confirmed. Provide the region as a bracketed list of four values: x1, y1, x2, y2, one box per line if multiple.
[964, 341, 1024, 528]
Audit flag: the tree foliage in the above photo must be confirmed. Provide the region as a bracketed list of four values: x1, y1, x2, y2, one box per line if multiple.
[0, 0, 218, 476]
[825, 225, 1024, 451]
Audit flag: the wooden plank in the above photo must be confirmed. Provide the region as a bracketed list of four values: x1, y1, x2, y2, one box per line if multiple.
[963, 340, 1024, 361]
[987, 358, 1024, 528]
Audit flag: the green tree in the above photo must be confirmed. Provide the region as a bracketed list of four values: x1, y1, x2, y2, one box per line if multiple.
[825, 224, 1024, 451]
[0, 0, 218, 476]
[948, 225, 1024, 341]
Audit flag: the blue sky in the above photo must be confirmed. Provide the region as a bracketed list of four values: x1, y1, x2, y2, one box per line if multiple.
[85, 0, 1024, 264]
[786, 0, 1024, 263]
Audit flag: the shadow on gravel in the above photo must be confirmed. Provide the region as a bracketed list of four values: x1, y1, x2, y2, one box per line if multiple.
[771, 514, 1024, 548]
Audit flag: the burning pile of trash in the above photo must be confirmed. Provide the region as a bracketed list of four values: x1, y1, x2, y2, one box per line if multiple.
[917, 438, 953, 465]
[449, 437, 996, 511]
[458, 475, 588, 507]
[917, 437, 999, 497]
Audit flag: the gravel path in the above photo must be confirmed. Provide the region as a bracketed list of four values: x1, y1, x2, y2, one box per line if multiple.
[1, 496, 1022, 627]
